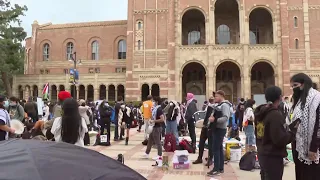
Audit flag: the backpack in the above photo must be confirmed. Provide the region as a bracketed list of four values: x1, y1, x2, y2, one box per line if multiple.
[179, 139, 194, 153]
[95, 133, 110, 146]
[164, 133, 177, 152]
[239, 151, 257, 171]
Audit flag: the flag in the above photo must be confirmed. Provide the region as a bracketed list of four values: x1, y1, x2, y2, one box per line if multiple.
[42, 83, 49, 100]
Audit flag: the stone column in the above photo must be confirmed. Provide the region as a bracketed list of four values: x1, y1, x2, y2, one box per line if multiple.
[85, 90, 87, 100]
[239, 5, 245, 44]
[106, 90, 108, 101]
[149, 88, 152, 96]
[94, 89, 99, 101]
[76, 86, 80, 100]
[115, 89, 118, 101]
[30, 88, 34, 98]
[210, 6, 215, 44]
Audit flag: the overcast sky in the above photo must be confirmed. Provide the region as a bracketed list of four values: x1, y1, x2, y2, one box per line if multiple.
[11, 0, 128, 37]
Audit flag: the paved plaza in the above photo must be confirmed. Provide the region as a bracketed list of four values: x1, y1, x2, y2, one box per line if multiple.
[88, 128, 295, 180]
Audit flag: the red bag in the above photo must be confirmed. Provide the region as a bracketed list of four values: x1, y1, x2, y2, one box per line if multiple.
[164, 133, 177, 152]
[179, 139, 194, 153]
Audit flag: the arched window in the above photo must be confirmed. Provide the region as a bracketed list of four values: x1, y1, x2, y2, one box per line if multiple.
[188, 30, 200, 45]
[138, 40, 141, 50]
[138, 22, 142, 30]
[295, 39, 299, 49]
[91, 41, 99, 60]
[66, 42, 74, 60]
[43, 44, 49, 61]
[217, 24, 230, 44]
[118, 40, 126, 59]
[294, 17, 298, 28]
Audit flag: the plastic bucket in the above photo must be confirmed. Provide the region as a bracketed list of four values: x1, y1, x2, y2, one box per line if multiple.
[230, 146, 242, 162]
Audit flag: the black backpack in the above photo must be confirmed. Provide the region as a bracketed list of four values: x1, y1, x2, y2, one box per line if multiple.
[239, 151, 257, 171]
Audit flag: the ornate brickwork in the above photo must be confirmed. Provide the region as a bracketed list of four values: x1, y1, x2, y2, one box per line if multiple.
[13, 0, 320, 101]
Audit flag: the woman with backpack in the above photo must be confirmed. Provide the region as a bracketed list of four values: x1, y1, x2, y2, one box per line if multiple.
[243, 99, 256, 152]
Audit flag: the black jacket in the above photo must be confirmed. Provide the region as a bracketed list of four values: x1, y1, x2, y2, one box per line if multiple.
[185, 100, 197, 123]
[254, 104, 294, 157]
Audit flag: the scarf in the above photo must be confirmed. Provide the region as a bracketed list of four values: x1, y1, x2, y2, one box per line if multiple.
[292, 88, 320, 164]
[186, 99, 194, 108]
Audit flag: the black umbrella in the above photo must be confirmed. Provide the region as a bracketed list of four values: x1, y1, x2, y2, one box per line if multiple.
[0, 139, 146, 180]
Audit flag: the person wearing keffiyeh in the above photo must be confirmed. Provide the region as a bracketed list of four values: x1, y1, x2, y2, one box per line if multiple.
[290, 73, 320, 180]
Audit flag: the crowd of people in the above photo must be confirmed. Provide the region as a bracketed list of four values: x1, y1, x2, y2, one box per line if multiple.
[0, 72, 319, 179]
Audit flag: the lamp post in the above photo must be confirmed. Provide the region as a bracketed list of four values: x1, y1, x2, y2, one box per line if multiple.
[69, 52, 81, 99]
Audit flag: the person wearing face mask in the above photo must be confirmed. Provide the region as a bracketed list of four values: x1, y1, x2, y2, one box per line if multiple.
[98, 100, 113, 145]
[0, 95, 15, 141]
[8, 96, 25, 122]
[290, 73, 320, 180]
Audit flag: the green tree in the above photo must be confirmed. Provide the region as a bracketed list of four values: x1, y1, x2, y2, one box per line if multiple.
[0, 0, 27, 96]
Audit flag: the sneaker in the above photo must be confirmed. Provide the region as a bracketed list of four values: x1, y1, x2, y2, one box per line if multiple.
[152, 156, 162, 160]
[142, 153, 149, 159]
[207, 170, 221, 177]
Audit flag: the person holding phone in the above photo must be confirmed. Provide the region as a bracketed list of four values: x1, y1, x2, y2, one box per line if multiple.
[290, 73, 320, 180]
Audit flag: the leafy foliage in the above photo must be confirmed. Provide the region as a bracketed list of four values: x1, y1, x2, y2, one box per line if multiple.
[0, 0, 27, 96]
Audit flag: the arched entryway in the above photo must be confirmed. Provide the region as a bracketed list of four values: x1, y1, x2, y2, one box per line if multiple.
[32, 85, 38, 97]
[59, 85, 65, 91]
[151, 84, 160, 97]
[25, 85, 31, 100]
[182, 62, 206, 99]
[249, 8, 273, 44]
[108, 85, 116, 101]
[251, 61, 275, 96]
[141, 84, 149, 101]
[87, 85, 94, 101]
[99, 85, 106, 100]
[182, 9, 206, 45]
[216, 61, 241, 103]
[79, 85, 85, 99]
[117, 85, 125, 100]
[51, 85, 57, 102]
[18, 85, 23, 100]
[215, 0, 239, 44]
[70, 85, 77, 98]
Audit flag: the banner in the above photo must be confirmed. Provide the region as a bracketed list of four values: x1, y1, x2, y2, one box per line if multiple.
[69, 69, 79, 84]
[69, 69, 75, 84]
[42, 83, 49, 100]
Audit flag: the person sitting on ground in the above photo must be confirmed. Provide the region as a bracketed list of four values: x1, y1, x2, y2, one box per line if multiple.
[8, 96, 25, 122]
[51, 98, 88, 147]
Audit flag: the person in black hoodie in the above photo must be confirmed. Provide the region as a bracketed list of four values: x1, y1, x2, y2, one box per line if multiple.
[98, 100, 113, 145]
[254, 86, 295, 180]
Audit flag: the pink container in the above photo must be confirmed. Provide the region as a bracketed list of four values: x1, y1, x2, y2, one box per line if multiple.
[173, 161, 190, 169]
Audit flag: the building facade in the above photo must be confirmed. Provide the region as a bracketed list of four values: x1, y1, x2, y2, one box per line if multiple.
[13, 0, 320, 103]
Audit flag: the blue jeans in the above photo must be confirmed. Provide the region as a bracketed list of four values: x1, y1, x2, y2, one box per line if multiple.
[165, 120, 179, 145]
[212, 128, 227, 171]
[244, 125, 255, 145]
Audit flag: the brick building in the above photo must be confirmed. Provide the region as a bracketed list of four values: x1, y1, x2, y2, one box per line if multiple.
[13, 0, 320, 103]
